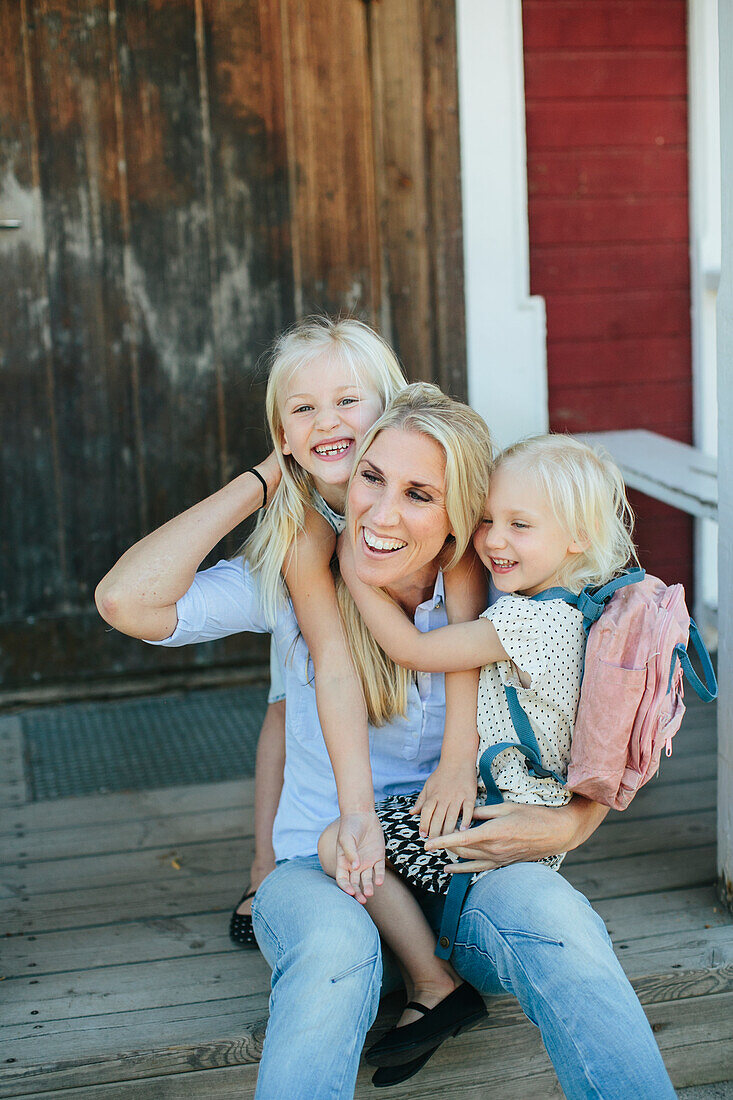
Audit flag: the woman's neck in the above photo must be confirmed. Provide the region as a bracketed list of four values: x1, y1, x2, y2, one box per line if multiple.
[383, 562, 440, 618]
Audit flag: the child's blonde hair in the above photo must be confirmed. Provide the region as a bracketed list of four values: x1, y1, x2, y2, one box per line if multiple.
[244, 317, 406, 625]
[337, 383, 494, 725]
[496, 434, 638, 594]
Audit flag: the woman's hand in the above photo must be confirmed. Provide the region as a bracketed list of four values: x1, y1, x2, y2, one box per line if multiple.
[334, 810, 386, 905]
[425, 796, 609, 874]
[412, 760, 477, 838]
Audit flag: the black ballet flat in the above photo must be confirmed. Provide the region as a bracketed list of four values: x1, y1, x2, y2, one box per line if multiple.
[365, 983, 487, 1067]
[371, 1043, 440, 1088]
[229, 887, 258, 948]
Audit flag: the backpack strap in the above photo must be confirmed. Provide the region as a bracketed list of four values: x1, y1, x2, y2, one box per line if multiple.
[670, 618, 718, 702]
[539, 567, 646, 633]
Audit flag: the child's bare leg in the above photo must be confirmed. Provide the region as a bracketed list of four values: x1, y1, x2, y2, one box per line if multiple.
[318, 821, 461, 1026]
[237, 699, 286, 915]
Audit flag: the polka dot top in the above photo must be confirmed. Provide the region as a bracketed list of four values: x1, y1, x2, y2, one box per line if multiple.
[477, 594, 586, 813]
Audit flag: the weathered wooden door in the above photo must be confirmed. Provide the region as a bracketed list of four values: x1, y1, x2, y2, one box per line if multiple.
[0, 0, 465, 698]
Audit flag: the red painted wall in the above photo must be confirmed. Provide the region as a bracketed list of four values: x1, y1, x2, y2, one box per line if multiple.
[522, 0, 693, 592]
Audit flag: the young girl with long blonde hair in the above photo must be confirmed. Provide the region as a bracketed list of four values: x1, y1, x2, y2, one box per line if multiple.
[97, 316, 407, 926]
[320, 433, 638, 1078]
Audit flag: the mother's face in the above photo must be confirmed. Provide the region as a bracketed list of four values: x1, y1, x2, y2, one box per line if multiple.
[348, 427, 453, 591]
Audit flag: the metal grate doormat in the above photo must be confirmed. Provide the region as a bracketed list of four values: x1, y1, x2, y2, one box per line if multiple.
[21, 684, 269, 801]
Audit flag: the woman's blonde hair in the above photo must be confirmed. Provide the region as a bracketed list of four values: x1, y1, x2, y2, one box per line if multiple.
[243, 317, 407, 625]
[337, 383, 494, 725]
[496, 434, 638, 593]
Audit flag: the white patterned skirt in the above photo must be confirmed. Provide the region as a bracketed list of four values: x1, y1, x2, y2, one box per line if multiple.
[376, 791, 565, 896]
[376, 792, 454, 895]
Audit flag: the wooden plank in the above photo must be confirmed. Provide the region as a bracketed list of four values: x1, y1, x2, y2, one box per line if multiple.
[21, 0, 142, 609]
[1, 951, 271, 1024]
[530, 242, 690, 293]
[564, 810, 715, 864]
[421, 0, 467, 399]
[578, 429, 717, 519]
[0, 0, 68, 627]
[527, 149, 689, 199]
[526, 100, 687, 151]
[281, 0, 378, 317]
[0, 804, 253, 863]
[529, 196, 689, 245]
[369, 0, 467, 398]
[0, 865, 252, 935]
[564, 845, 717, 901]
[601, 778, 715, 821]
[0, 911, 236, 975]
[548, 380, 691, 436]
[524, 51, 687, 100]
[545, 289, 690, 340]
[545, 336, 692, 386]
[193, 0, 293, 493]
[1, 836, 255, 894]
[0, 778, 254, 835]
[595, 886, 729, 941]
[522, 2, 687, 51]
[369, 0, 434, 380]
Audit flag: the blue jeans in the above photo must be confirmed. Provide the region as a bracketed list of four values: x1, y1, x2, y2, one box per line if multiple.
[252, 857, 675, 1100]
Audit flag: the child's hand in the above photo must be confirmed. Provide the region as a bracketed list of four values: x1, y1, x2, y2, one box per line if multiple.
[335, 810, 386, 904]
[412, 761, 477, 838]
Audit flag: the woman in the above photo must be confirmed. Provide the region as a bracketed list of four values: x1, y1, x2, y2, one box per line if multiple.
[96, 383, 675, 1099]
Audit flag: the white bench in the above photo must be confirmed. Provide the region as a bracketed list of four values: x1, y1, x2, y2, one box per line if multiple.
[578, 429, 717, 521]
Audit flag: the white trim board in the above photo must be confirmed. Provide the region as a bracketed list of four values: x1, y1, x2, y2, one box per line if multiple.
[456, 0, 547, 449]
[579, 430, 717, 521]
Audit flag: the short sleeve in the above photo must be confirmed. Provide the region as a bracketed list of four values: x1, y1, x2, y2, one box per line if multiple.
[481, 595, 547, 686]
[144, 557, 271, 647]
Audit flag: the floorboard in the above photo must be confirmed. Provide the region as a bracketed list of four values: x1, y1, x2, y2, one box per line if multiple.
[0, 691, 730, 1099]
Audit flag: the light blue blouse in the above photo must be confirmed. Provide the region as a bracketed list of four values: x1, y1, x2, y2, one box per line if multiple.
[147, 559, 449, 860]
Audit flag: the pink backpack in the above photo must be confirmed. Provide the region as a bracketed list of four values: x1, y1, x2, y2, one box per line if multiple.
[473, 569, 718, 814]
[565, 572, 717, 809]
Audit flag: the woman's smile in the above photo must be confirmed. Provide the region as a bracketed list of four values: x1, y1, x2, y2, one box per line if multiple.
[348, 427, 452, 594]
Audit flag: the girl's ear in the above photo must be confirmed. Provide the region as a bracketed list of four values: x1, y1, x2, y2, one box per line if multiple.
[280, 430, 291, 456]
[568, 534, 590, 555]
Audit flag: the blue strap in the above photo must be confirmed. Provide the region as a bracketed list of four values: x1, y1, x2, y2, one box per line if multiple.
[669, 619, 718, 702]
[435, 870, 474, 959]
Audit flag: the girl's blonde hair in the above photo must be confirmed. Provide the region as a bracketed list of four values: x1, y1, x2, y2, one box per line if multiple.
[496, 434, 638, 593]
[244, 317, 407, 625]
[337, 383, 494, 725]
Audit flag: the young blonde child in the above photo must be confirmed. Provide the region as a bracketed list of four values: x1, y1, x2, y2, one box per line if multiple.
[228, 317, 410, 942]
[319, 433, 638, 1074]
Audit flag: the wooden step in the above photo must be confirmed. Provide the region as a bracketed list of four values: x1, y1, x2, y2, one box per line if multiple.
[1, 726, 730, 1098]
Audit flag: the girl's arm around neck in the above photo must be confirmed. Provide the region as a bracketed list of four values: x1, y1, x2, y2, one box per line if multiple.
[340, 541, 508, 673]
[95, 456, 281, 641]
[413, 550, 486, 837]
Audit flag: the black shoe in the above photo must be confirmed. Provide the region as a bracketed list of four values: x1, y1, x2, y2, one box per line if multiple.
[365, 983, 487, 1067]
[371, 1044, 440, 1088]
[229, 887, 258, 948]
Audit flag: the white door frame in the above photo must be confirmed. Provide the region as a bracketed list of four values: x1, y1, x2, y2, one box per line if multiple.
[456, 0, 547, 450]
[689, 0, 721, 636]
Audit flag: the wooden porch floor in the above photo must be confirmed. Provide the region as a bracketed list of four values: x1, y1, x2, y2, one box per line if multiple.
[1, 691, 731, 1099]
